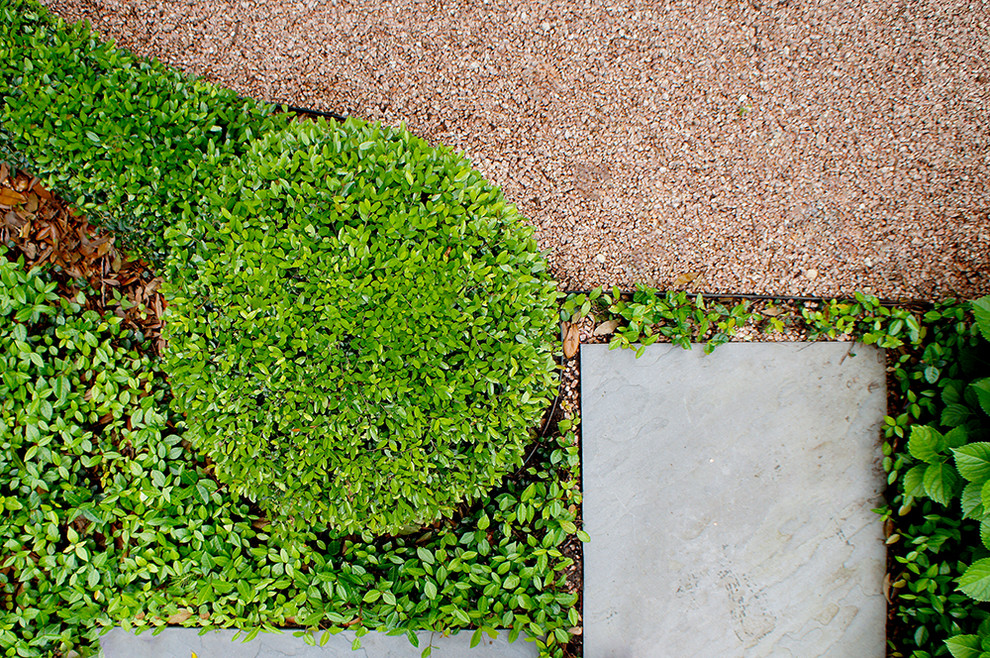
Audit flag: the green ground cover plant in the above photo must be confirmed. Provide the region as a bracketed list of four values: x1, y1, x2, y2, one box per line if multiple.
[162, 119, 559, 536]
[877, 299, 990, 657]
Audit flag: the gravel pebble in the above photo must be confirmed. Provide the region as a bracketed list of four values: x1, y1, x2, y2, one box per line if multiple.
[40, 0, 990, 298]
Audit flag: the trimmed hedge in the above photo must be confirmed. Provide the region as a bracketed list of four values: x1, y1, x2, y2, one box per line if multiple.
[0, 0, 291, 263]
[1, 0, 561, 535]
[162, 119, 560, 534]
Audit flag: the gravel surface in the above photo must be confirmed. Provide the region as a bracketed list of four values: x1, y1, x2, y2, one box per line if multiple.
[39, 0, 990, 298]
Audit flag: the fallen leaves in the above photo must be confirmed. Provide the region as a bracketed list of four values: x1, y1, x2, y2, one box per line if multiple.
[562, 322, 580, 358]
[592, 319, 621, 336]
[0, 188, 26, 206]
[671, 271, 701, 288]
[0, 167, 167, 353]
[166, 609, 193, 625]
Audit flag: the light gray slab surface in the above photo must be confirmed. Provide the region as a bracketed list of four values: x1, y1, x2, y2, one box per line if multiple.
[99, 628, 537, 658]
[581, 342, 887, 658]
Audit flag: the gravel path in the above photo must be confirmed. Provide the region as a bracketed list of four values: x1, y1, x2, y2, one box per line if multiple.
[40, 0, 990, 298]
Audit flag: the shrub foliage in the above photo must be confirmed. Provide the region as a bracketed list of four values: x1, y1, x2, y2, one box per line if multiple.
[163, 119, 560, 534]
[0, 0, 291, 263]
[0, 252, 583, 658]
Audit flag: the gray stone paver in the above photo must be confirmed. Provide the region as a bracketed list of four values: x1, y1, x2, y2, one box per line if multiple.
[581, 342, 887, 658]
[100, 628, 537, 657]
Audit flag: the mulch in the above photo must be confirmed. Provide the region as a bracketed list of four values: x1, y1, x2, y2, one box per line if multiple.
[0, 165, 166, 353]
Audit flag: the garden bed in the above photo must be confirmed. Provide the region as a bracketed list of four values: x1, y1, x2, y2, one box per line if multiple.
[0, 165, 586, 657]
[6, 166, 990, 657]
[3, 3, 990, 654]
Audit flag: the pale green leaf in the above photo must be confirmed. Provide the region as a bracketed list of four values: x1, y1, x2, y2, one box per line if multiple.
[954, 443, 990, 482]
[960, 557, 990, 602]
[924, 462, 961, 506]
[908, 425, 945, 463]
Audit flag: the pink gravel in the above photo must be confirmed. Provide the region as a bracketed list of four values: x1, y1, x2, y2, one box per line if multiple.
[40, 0, 990, 298]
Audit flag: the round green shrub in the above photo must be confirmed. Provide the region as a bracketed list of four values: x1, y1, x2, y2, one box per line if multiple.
[162, 118, 559, 535]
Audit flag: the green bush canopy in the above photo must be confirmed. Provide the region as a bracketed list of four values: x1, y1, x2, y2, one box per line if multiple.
[162, 119, 560, 534]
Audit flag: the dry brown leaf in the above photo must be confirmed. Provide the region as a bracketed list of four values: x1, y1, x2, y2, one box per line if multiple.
[33, 184, 52, 202]
[0, 163, 8, 182]
[4, 210, 23, 230]
[882, 573, 891, 604]
[592, 319, 621, 336]
[672, 272, 700, 287]
[166, 609, 193, 625]
[762, 306, 781, 317]
[0, 189, 26, 207]
[563, 322, 580, 358]
[24, 193, 38, 213]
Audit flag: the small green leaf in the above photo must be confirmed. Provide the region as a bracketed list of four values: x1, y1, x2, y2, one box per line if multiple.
[908, 425, 945, 463]
[945, 426, 970, 449]
[924, 462, 961, 506]
[972, 380, 990, 417]
[903, 464, 927, 499]
[417, 547, 435, 565]
[972, 296, 990, 341]
[946, 634, 981, 658]
[954, 443, 990, 482]
[962, 481, 986, 520]
[943, 404, 972, 428]
[960, 558, 990, 602]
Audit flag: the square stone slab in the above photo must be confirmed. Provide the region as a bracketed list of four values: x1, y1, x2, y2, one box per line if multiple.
[100, 628, 538, 657]
[581, 342, 886, 657]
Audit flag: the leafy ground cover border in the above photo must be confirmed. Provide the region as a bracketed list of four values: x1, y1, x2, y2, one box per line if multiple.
[6, 164, 989, 658]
